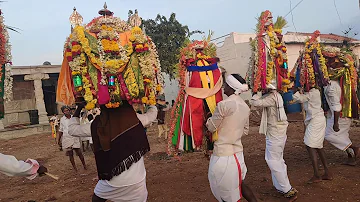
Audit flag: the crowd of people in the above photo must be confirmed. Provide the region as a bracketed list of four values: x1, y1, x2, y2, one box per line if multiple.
[1, 73, 359, 202]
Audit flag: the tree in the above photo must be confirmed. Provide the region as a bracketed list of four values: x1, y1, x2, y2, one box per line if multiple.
[141, 13, 203, 78]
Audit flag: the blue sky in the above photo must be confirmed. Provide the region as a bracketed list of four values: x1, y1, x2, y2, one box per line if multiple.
[2, 0, 359, 66]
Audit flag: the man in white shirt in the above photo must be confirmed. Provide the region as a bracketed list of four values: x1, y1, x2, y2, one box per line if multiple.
[250, 82, 298, 200]
[0, 153, 47, 179]
[292, 87, 332, 183]
[324, 80, 360, 166]
[68, 98, 157, 202]
[58, 106, 87, 172]
[206, 74, 257, 202]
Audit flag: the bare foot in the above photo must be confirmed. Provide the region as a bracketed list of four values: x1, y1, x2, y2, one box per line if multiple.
[322, 172, 333, 181]
[307, 176, 322, 184]
[342, 157, 356, 166]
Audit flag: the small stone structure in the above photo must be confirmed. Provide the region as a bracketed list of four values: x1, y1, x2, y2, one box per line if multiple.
[0, 65, 60, 139]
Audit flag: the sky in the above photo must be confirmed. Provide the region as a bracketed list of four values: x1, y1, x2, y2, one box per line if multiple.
[2, 0, 360, 66]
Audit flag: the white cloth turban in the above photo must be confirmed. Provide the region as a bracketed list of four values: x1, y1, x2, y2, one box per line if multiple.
[225, 75, 249, 95]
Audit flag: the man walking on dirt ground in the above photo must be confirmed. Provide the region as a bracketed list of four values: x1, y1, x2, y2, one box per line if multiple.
[292, 86, 333, 183]
[250, 82, 298, 201]
[324, 79, 360, 166]
[58, 105, 87, 172]
[207, 74, 258, 202]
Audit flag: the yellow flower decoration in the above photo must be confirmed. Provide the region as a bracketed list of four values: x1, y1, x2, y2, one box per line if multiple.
[142, 97, 148, 104]
[131, 26, 142, 35]
[85, 102, 95, 110]
[143, 78, 151, 83]
[156, 84, 162, 92]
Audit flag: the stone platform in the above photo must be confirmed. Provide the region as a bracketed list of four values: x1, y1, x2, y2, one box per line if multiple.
[0, 123, 51, 140]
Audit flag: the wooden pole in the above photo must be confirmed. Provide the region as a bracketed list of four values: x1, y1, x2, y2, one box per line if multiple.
[45, 172, 59, 180]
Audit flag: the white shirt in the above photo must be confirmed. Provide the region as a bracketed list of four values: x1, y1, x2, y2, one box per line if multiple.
[68, 106, 158, 187]
[0, 153, 39, 179]
[206, 94, 250, 156]
[59, 116, 80, 149]
[324, 80, 342, 119]
[293, 88, 324, 122]
[250, 91, 288, 135]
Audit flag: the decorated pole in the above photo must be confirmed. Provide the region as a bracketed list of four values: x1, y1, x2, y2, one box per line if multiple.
[247, 11, 290, 94]
[0, 8, 14, 121]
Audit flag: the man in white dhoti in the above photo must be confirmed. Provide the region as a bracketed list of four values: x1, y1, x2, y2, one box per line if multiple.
[292, 87, 332, 183]
[0, 153, 47, 179]
[68, 97, 157, 202]
[58, 106, 87, 172]
[206, 74, 257, 202]
[324, 80, 360, 166]
[250, 83, 298, 201]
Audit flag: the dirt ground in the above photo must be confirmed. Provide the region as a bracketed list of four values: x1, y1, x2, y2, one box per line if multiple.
[1, 113, 360, 202]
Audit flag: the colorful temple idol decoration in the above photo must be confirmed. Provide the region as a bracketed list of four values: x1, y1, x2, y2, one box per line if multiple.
[291, 30, 329, 90]
[0, 9, 13, 119]
[290, 31, 329, 112]
[57, 4, 163, 112]
[322, 45, 359, 119]
[167, 39, 222, 154]
[247, 10, 290, 92]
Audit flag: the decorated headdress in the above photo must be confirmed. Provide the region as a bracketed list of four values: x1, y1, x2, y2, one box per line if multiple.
[246, 10, 289, 93]
[167, 34, 222, 155]
[57, 4, 163, 111]
[322, 43, 358, 118]
[292, 30, 329, 91]
[0, 10, 13, 119]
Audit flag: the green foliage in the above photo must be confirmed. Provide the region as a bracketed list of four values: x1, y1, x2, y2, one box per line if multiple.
[203, 30, 217, 57]
[273, 16, 287, 30]
[141, 12, 203, 79]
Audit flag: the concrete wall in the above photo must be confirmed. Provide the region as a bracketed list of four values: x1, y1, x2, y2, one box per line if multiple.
[216, 34, 253, 100]
[163, 73, 179, 103]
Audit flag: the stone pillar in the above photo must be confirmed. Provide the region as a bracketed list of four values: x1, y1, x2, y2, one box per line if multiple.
[24, 73, 50, 125]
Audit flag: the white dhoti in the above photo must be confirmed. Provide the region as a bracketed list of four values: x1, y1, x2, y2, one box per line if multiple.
[304, 115, 326, 149]
[325, 117, 352, 151]
[94, 178, 148, 202]
[265, 130, 292, 194]
[208, 152, 247, 202]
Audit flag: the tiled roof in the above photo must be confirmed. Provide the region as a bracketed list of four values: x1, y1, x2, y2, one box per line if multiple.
[285, 32, 359, 43]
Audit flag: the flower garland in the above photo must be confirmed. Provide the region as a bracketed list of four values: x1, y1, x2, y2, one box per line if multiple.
[345, 54, 357, 90]
[62, 12, 163, 110]
[96, 24, 130, 75]
[293, 31, 330, 92]
[250, 11, 290, 92]
[1, 14, 13, 102]
[254, 10, 271, 92]
[86, 16, 131, 33]
[73, 26, 102, 67]
[304, 43, 316, 87]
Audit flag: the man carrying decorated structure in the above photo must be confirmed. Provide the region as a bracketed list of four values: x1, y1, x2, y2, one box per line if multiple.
[291, 31, 332, 183]
[248, 10, 298, 201]
[57, 4, 163, 201]
[322, 45, 360, 166]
